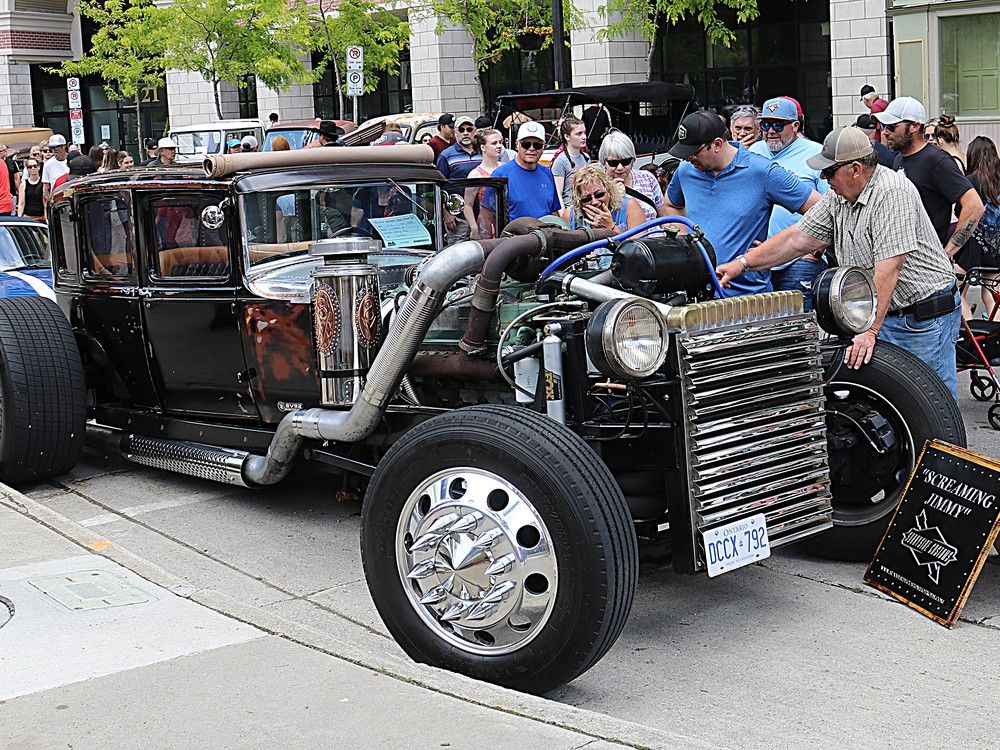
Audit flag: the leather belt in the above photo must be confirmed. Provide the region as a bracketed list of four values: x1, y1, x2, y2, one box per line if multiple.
[886, 284, 958, 319]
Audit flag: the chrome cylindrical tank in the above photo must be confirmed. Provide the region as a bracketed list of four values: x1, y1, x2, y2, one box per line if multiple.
[311, 237, 383, 406]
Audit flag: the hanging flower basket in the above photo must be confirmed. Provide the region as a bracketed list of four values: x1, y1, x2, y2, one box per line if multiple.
[516, 26, 552, 52]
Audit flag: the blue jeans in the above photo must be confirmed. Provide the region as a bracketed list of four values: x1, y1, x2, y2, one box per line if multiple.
[878, 291, 961, 401]
[771, 257, 826, 311]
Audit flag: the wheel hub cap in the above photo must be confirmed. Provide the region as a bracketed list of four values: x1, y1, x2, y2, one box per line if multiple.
[397, 468, 558, 655]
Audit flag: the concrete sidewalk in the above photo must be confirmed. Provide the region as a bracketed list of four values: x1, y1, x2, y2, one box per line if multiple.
[0, 487, 690, 750]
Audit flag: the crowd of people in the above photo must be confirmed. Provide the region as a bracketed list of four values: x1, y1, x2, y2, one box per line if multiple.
[424, 87, 999, 401]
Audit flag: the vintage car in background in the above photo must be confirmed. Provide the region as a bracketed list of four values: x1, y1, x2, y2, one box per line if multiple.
[0, 146, 964, 693]
[262, 119, 357, 151]
[345, 112, 442, 147]
[170, 119, 266, 164]
[0, 216, 52, 299]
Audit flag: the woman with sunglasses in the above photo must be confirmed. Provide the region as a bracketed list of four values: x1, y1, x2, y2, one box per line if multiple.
[935, 114, 965, 172]
[18, 159, 44, 221]
[560, 164, 644, 237]
[598, 130, 667, 221]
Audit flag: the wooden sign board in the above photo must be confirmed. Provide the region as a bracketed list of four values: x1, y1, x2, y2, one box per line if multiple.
[865, 440, 1000, 628]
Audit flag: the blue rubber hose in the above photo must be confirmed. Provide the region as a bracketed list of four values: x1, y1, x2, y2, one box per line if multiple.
[539, 215, 729, 299]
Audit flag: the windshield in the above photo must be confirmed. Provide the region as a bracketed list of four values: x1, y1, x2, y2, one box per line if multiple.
[0, 224, 50, 271]
[263, 129, 313, 150]
[241, 181, 440, 266]
[172, 131, 223, 156]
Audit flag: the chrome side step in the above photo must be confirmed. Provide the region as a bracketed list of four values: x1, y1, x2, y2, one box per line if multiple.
[120, 433, 250, 487]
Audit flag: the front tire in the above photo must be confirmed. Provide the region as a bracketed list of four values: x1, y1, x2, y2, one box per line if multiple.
[0, 297, 86, 484]
[361, 405, 638, 693]
[804, 341, 966, 560]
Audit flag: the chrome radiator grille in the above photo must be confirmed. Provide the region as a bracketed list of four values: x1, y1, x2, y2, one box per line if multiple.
[674, 304, 833, 569]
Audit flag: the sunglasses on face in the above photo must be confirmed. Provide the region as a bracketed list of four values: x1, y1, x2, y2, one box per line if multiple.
[820, 161, 855, 180]
[457, 126, 475, 133]
[519, 140, 544, 151]
[883, 120, 911, 132]
[579, 189, 607, 205]
[760, 120, 791, 132]
[605, 157, 634, 168]
[27, 163, 39, 168]
[42, 149, 52, 153]
[923, 132, 937, 141]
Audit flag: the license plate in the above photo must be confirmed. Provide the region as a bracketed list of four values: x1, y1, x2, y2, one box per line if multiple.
[703, 513, 771, 578]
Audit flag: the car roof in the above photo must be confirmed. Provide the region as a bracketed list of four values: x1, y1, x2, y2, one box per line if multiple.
[171, 119, 264, 133]
[271, 119, 357, 132]
[0, 216, 46, 227]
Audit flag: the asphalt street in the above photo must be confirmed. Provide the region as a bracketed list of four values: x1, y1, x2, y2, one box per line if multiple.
[2, 372, 998, 749]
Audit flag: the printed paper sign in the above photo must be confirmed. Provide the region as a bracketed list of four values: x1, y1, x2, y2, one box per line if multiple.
[865, 440, 1000, 628]
[368, 214, 432, 249]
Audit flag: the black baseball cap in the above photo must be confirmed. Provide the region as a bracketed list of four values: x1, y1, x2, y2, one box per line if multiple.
[668, 111, 727, 159]
[860, 84, 876, 98]
[474, 115, 491, 129]
[143, 137, 156, 150]
[855, 113, 878, 129]
[438, 113, 455, 126]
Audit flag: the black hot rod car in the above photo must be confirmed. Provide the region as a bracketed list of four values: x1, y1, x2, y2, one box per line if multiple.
[0, 145, 964, 692]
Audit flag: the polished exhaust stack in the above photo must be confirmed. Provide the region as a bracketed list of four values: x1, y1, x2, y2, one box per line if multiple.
[310, 238, 383, 406]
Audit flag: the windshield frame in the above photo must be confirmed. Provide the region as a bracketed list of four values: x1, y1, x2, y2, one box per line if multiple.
[237, 179, 444, 273]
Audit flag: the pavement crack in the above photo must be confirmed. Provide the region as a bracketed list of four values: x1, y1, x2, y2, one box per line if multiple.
[47, 479, 391, 641]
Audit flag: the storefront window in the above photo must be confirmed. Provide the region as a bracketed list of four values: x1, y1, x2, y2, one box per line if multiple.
[651, 0, 832, 141]
[939, 13, 1000, 117]
[312, 50, 413, 121]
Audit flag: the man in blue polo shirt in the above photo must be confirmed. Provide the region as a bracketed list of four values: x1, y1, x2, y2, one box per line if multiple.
[482, 121, 560, 225]
[749, 96, 829, 309]
[436, 115, 482, 182]
[664, 110, 821, 296]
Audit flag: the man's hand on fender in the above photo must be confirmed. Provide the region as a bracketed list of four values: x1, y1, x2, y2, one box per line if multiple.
[844, 329, 877, 369]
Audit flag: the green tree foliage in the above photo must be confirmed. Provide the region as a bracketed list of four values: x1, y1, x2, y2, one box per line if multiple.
[53, 0, 166, 143]
[161, 0, 317, 119]
[314, 0, 410, 119]
[601, 0, 759, 79]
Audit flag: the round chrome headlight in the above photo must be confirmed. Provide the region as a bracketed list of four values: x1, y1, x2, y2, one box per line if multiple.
[585, 298, 668, 380]
[813, 266, 877, 336]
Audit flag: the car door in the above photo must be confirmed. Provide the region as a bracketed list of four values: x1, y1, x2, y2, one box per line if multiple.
[139, 191, 258, 420]
[71, 193, 160, 409]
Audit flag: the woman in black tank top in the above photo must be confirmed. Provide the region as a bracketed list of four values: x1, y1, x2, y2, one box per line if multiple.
[18, 158, 44, 221]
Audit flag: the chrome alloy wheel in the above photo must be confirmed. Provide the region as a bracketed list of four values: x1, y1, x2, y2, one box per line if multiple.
[396, 467, 559, 655]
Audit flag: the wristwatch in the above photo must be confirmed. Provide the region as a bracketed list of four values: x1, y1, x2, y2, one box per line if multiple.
[737, 254, 751, 273]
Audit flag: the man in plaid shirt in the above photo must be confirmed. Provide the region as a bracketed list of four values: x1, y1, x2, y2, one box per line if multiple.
[717, 126, 961, 400]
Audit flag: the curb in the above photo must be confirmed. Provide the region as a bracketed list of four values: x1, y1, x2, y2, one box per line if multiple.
[0, 483, 718, 750]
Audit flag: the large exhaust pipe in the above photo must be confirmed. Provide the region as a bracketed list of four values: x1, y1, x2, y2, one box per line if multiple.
[241, 240, 486, 486]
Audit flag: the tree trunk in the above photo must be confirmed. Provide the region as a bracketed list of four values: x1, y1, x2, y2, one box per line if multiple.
[646, 12, 663, 82]
[333, 55, 344, 120]
[135, 91, 143, 148]
[212, 77, 223, 119]
[471, 42, 486, 115]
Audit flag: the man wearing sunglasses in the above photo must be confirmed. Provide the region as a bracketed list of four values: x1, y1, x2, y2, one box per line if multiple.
[437, 116, 482, 243]
[482, 121, 559, 223]
[41, 134, 70, 208]
[876, 96, 983, 260]
[716, 126, 961, 400]
[663, 110, 821, 296]
[747, 97, 829, 309]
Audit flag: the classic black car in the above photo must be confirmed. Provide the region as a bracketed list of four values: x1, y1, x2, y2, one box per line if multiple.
[0, 146, 964, 692]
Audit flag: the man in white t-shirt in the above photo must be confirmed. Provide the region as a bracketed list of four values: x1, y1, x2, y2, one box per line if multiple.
[42, 134, 70, 207]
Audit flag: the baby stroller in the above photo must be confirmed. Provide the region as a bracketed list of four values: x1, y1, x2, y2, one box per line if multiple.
[956, 267, 1000, 430]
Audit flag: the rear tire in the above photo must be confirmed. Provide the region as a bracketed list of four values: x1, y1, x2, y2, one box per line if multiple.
[804, 342, 966, 561]
[361, 404, 637, 693]
[0, 297, 86, 484]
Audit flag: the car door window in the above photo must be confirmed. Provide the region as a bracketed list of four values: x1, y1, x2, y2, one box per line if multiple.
[149, 195, 230, 280]
[82, 196, 132, 278]
[54, 204, 79, 278]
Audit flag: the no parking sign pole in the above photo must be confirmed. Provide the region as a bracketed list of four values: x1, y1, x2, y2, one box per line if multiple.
[346, 45, 364, 125]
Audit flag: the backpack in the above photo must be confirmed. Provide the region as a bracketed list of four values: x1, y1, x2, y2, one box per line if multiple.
[974, 199, 1000, 259]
